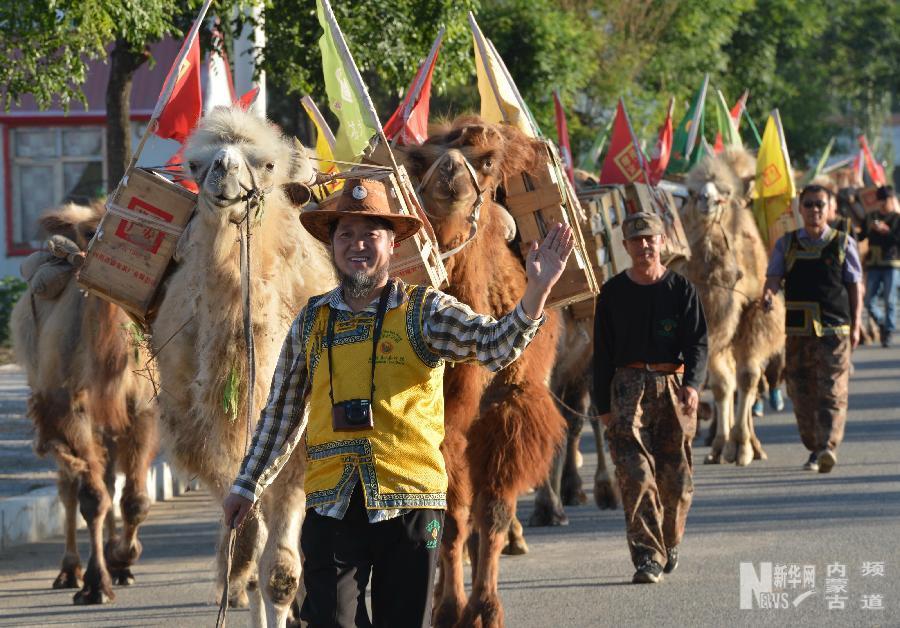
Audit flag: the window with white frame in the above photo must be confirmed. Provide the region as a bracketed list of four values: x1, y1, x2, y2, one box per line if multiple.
[10, 126, 107, 247]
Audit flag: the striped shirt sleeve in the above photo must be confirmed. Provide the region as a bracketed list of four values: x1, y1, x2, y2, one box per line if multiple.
[231, 308, 311, 502]
[422, 290, 544, 372]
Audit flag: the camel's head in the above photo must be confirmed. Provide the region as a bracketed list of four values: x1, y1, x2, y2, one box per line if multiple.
[684, 148, 751, 224]
[183, 106, 315, 223]
[401, 115, 544, 222]
[38, 201, 105, 251]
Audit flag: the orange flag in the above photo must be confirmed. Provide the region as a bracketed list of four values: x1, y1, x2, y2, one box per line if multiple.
[599, 99, 650, 185]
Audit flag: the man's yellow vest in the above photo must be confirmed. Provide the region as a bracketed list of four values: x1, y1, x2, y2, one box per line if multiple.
[301, 284, 447, 510]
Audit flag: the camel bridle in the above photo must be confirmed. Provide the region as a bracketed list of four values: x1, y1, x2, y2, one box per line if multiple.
[416, 150, 486, 260]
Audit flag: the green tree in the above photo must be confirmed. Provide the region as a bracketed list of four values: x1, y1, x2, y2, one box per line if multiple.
[0, 0, 198, 189]
[257, 0, 477, 139]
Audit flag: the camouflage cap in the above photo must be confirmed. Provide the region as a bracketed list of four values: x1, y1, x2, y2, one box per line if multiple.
[622, 212, 664, 239]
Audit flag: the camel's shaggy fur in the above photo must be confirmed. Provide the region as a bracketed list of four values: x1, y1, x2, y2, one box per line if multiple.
[402, 116, 567, 627]
[679, 148, 785, 466]
[11, 202, 158, 605]
[151, 107, 335, 626]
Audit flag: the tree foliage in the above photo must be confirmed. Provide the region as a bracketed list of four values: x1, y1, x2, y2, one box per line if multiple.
[3, 0, 898, 175]
[0, 0, 182, 112]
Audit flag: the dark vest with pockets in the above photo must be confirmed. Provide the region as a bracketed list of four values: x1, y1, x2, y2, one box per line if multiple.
[784, 229, 851, 337]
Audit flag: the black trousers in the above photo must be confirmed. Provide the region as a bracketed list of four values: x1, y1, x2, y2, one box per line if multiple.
[299, 485, 445, 628]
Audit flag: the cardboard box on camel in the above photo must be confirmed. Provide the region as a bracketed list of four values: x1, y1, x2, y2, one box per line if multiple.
[314, 162, 449, 290]
[504, 140, 600, 309]
[78, 167, 197, 323]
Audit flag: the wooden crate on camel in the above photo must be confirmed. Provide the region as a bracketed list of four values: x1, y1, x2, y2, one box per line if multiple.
[504, 140, 600, 309]
[577, 182, 691, 271]
[313, 164, 448, 289]
[78, 167, 196, 323]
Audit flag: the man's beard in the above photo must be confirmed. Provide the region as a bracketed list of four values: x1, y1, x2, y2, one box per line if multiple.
[339, 266, 389, 300]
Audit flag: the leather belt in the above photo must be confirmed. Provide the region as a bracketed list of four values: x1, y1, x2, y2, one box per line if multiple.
[624, 361, 684, 374]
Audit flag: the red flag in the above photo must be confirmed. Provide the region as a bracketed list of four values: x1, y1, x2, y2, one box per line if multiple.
[384, 31, 442, 146]
[648, 97, 674, 185]
[236, 86, 260, 111]
[731, 90, 749, 126]
[599, 99, 650, 185]
[553, 91, 575, 185]
[154, 33, 203, 143]
[858, 135, 886, 186]
[164, 145, 199, 193]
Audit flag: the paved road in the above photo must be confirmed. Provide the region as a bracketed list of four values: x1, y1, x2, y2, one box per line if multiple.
[0, 364, 56, 500]
[1, 343, 899, 627]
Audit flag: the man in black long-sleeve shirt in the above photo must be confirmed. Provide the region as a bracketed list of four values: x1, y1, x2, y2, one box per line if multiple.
[594, 211, 708, 585]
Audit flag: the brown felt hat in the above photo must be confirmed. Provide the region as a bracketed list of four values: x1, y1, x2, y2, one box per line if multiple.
[622, 211, 664, 240]
[300, 176, 423, 244]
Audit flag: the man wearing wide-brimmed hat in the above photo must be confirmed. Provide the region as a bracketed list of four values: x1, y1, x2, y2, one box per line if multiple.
[223, 173, 574, 627]
[594, 211, 708, 585]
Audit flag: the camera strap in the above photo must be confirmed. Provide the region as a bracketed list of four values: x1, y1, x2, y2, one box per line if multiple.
[326, 280, 394, 406]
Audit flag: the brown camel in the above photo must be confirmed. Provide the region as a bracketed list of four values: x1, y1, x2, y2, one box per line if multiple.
[401, 116, 567, 628]
[677, 148, 785, 466]
[529, 306, 620, 528]
[11, 202, 158, 605]
[150, 106, 335, 626]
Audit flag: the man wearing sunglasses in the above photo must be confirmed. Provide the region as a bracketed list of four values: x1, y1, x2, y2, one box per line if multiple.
[763, 184, 863, 473]
[859, 186, 900, 347]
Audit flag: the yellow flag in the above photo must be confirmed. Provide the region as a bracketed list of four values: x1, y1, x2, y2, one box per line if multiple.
[301, 96, 343, 195]
[469, 13, 537, 137]
[753, 109, 797, 250]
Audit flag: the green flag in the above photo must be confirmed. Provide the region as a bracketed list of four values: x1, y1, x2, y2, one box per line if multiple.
[317, 0, 380, 162]
[714, 88, 742, 149]
[667, 74, 709, 174]
[577, 118, 613, 172]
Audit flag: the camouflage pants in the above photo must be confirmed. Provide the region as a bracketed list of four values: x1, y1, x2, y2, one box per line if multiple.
[606, 368, 696, 568]
[784, 335, 851, 453]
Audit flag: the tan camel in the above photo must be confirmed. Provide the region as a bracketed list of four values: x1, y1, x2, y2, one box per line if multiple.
[677, 148, 785, 466]
[401, 116, 568, 628]
[11, 202, 158, 604]
[150, 106, 335, 626]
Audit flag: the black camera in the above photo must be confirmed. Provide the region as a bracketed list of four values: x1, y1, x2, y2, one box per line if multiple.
[332, 399, 374, 431]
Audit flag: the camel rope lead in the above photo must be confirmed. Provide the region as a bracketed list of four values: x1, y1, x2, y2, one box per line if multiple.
[215, 521, 237, 628]
[218, 159, 263, 628]
[547, 388, 606, 421]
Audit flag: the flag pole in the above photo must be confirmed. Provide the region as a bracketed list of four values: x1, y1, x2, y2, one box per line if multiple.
[301, 95, 337, 153]
[620, 98, 654, 189]
[320, 0, 439, 244]
[402, 28, 444, 126]
[124, 0, 214, 177]
[684, 73, 709, 162]
[486, 38, 541, 136]
[319, 0, 382, 138]
[745, 110, 763, 147]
